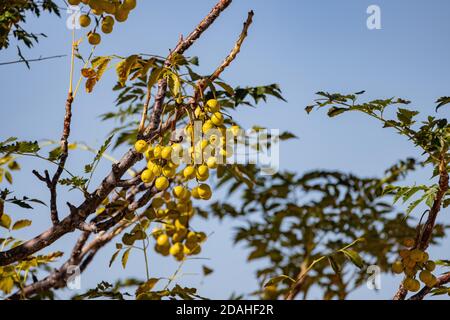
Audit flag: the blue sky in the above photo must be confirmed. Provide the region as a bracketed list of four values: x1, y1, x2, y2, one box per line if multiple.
[0, 0, 449, 299]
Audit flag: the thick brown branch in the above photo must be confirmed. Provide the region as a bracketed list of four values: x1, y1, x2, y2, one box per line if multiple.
[393, 157, 449, 300]
[9, 189, 154, 299]
[0, 0, 232, 269]
[409, 272, 450, 300]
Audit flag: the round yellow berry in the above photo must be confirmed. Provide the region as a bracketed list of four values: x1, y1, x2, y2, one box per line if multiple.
[134, 140, 148, 153]
[155, 176, 169, 191]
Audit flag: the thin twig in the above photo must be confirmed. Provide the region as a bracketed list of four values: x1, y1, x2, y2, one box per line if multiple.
[0, 54, 66, 66]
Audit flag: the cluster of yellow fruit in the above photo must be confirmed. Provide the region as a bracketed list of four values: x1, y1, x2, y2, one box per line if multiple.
[146, 189, 205, 261]
[133, 99, 241, 260]
[68, 0, 137, 45]
[392, 238, 437, 292]
[152, 223, 206, 261]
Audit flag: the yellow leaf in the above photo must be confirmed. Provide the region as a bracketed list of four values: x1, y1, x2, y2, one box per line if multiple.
[0, 213, 11, 229]
[0, 277, 14, 295]
[12, 219, 32, 230]
[86, 77, 97, 93]
[116, 55, 139, 87]
[136, 278, 160, 296]
[92, 56, 112, 81]
[81, 68, 96, 78]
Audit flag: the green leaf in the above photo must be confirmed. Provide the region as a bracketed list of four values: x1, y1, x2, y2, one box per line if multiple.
[279, 131, 298, 141]
[327, 107, 348, 117]
[202, 265, 214, 276]
[147, 67, 163, 89]
[396, 108, 419, 126]
[340, 249, 364, 269]
[327, 256, 341, 274]
[264, 275, 295, 287]
[12, 219, 32, 230]
[216, 81, 235, 96]
[435, 96, 450, 112]
[109, 250, 120, 268]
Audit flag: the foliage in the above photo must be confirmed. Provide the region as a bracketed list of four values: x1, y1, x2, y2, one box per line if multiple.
[0, 0, 60, 50]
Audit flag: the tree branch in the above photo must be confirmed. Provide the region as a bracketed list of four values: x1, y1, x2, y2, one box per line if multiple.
[393, 156, 449, 300]
[0, 54, 66, 66]
[409, 272, 450, 300]
[142, 0, 233, 139]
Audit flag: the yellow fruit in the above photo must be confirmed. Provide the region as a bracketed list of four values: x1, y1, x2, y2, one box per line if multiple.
[79, 14, 91, 28]
[403, 238, 415, 247]
[156, 234, 169, 247]
[173, 186, 187, 199]
[153, 145, 162, 158]
[202, 120, 214, 134]
[230, 125, 241, 137]
[101, 22, 113, 34]
[424, 275, 438, 288]
[403, 278, 420, 292]
[211, 112, 224, 126]
[151, 164, 162, 176]
[425, 260, 436, 272]
[191, 186, 200, 199]
[399, 249, 410, 259]
[206, 99, 220, 113]
[134, 139, 148, 153]
[419, 251, 429, 263]
[155, 176, 169, 190]
[88, 33, 102, 46]
[140, 169, 154, 183]
[183, 166, 196, 180]
[68, 0, 81, 5]
[169, 243, 183, 256]
[410, 249, 424, 262]
[404, 267, 416, 277]
[161, 146, 173, 160]
[115, 7, 129, 22]
[197, 184, 212, 200]
[197, 165, 209, 176]
[145, 147, 155, 160]
[206, 157, 218, 169]
[162, 165, 176, 178]
[419, 270, 433, 284]
[404, 258, 416, 269]
[122, 0, 137, 10]
[104, 2, 117, 14]
[186, 231, 197, 243]
[392, 261, 404, 274]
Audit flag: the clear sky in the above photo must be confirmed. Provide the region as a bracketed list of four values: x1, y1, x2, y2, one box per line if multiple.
[0, 0, 449, 299]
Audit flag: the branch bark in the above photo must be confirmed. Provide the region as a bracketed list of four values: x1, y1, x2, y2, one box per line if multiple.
[0, 0, 233, 268]
[409, 272, 450, 300]
[393, 156, 449, 300]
